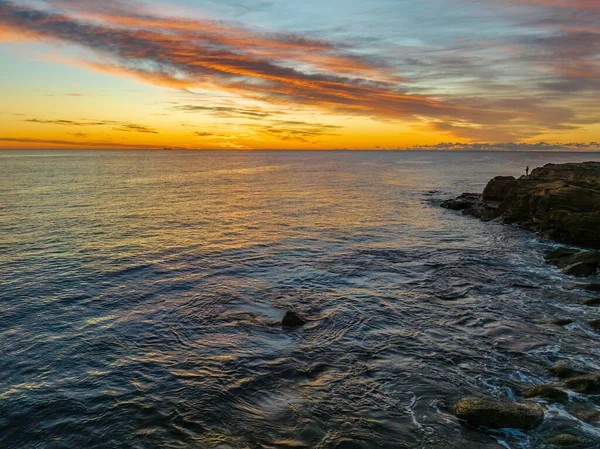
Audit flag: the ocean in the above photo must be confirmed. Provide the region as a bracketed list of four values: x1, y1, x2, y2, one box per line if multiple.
[1, 150, 600, 448]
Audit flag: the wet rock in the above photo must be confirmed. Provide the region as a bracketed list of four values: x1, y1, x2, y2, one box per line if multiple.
[455, 398, 544, 430]
[548, 434, 583, 446]
[552, 318, 574, 326]
[568, 406, 600, 425]
[545, 248, 582, 269]
[562, 373, 600, 394]
[583, 297, 600, 306]
[549, 361, 589, 379]
[564, 262, 599, 277]
[440, 193, 501, 221]
[589, 319, 600, 331]
[281, 311, 306, 327]
[562, 251, 600, 277]
[482, 176, 518, 202]
[524, 385, 569, 402]
[441, 193, 481, 211]
[583, 283, 600, 292]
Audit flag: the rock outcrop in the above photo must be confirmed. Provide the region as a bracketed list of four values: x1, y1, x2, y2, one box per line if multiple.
[281, 311, 306, 327]
[549, 361, 589, 379]
[455, 398, 544, 430]
[524, 385, 568, 402]
[562, 373, 600, 394]
[548, 434, 583, 447]
[442, 162, 600, 250]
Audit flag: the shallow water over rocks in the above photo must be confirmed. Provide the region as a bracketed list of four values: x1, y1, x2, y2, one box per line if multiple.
[1, 150, 600, 448]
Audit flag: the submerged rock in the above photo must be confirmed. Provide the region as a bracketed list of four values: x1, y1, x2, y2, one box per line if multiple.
[455, 398, 544, 430]
[281, 311, 306, 327]
[562, 373, 600, 394]
[548, 434, 583, 446]
[552, 318, 574, 326]
[549, 361, 589, 379]
[583, 297, 600, 306]
[589, 319, 600, 331]
[524, 385, 568, 402]
[442, 162, 600, 250]
[568, 406, 600, 425]
[583, 283, 600, 292]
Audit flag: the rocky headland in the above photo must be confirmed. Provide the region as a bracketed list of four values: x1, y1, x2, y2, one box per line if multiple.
[443, 162, 600, 444]
[443, 161, 600, 277]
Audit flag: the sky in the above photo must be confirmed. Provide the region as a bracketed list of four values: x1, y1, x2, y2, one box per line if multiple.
[0, 0, 598, 150]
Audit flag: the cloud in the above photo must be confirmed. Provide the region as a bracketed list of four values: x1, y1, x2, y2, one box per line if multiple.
[0, 0, 520, 129]
[0, 137, 170, 149]
[25, 118, 108, 126]
[509, 0, 599, 9]
[172, 104, 276, 119]
[412, 141, 600, 152]
[113, 123, 158, 134]
[44, 93, 107, 97]
[193, 131, 214, 137]
[250, 120, 342, 143]
[25, 117, 158, 133]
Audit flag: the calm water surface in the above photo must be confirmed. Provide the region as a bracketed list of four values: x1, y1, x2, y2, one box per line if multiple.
[1, 150, 600, 448]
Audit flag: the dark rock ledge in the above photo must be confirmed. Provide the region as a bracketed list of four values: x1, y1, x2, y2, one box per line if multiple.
[442, 162, 600, 276]
[442, 162, 600, 249]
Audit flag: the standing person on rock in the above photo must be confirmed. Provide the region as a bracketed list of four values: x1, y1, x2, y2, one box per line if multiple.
[526, 166, 529, 177]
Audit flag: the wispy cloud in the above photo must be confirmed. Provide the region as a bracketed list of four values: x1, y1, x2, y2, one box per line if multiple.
[173, 104, 277, 119]
[26, 118, 109, 126]
[44, 93, 107, 97]
[113, 123, 158, 134]
[0, 137, 169, 149]
[25, 117, 158, 133]
[412, 141, 600, 152]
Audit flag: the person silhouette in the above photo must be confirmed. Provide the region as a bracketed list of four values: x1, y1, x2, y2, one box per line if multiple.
[526, 166, 529, 177]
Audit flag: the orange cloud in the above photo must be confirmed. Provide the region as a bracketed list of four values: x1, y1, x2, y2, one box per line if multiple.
[0, 0, 516, 128]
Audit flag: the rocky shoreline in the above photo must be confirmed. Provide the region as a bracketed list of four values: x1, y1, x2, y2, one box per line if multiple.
[442, 162, 600, 446]
[442, 162, 600, 250]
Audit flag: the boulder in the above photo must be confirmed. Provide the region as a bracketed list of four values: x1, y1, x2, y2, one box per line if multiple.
[281, 311, 306, 327]
[549, 361, 589, 379]
[562, 373, 600, 394]
[455, 398, 544, 430]
[482, 176, 518, 202]
[524, 385, 568, 402]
